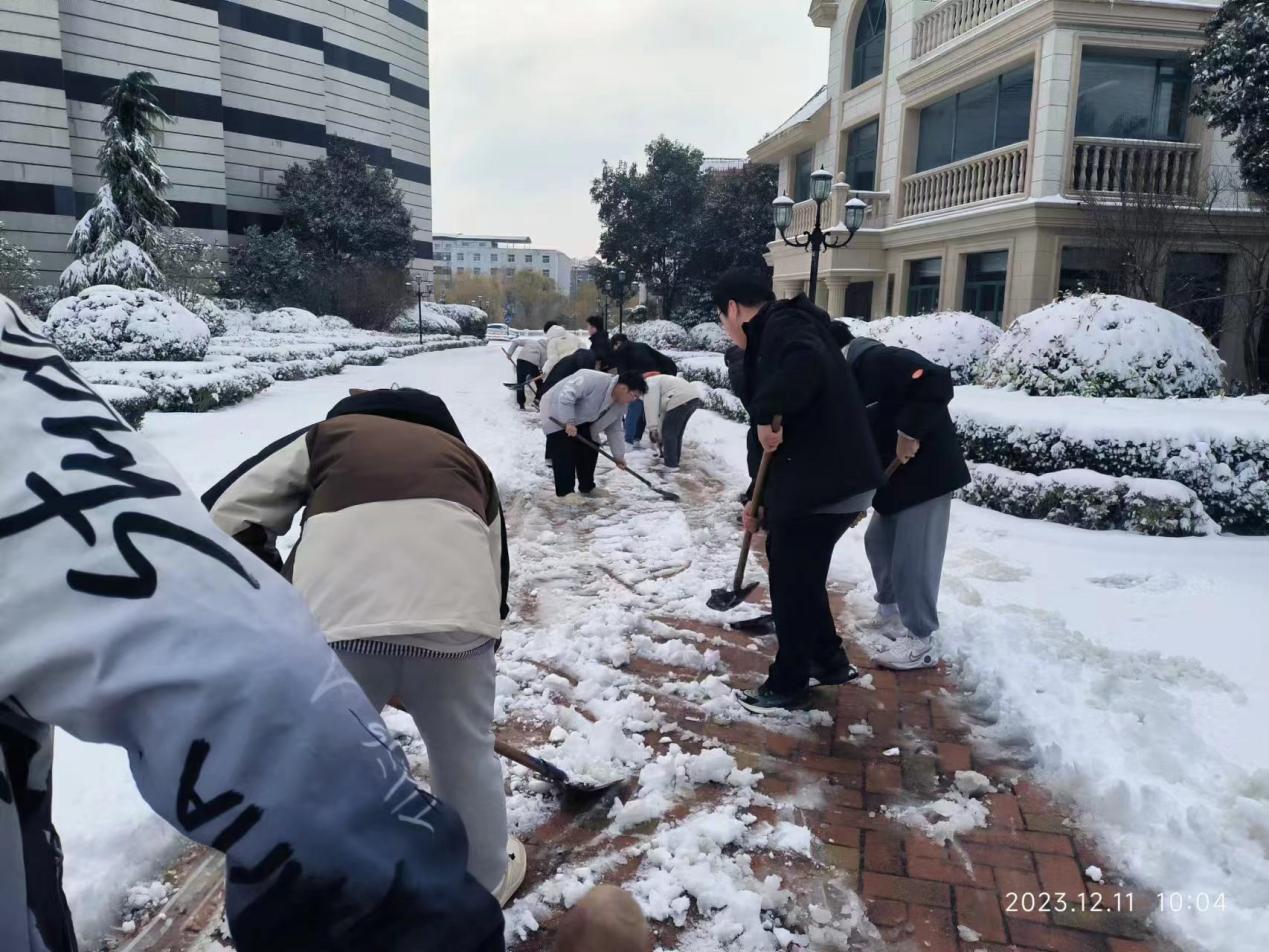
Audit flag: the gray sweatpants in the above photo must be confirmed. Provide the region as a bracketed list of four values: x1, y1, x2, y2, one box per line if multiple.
[863, 492, 953, 639]
[335, 643, 508, 893]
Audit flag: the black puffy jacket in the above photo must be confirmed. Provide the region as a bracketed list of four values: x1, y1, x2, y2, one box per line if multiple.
[741, 295, 883, 520]
[615, 341, 677, 376]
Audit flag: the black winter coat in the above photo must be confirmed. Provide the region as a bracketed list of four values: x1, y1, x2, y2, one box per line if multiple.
[589, 328, 612, 367]
[615, 341, 677, 377]
[846, 338, 970, 515]
[741, 296, 883, 520]
[539, 348, 597, 396]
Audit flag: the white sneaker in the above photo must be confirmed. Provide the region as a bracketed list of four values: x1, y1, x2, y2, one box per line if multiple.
[870, 631, 938, 671]
[493, 836, 527, 907]
[857, 603, 900, 630]
[580, 486, 610, 498]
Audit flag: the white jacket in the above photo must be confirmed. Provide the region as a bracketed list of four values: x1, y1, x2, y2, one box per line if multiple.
[643, 374, 703, 432]
[505, 335, 546, 367]
[541, 324, 583, 376]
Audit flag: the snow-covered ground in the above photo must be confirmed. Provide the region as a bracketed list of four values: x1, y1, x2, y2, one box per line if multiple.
[58, 344, 1269, 952]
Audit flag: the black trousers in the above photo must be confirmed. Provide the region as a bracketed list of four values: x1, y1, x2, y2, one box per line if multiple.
[545, 426, 598, 496]
[659, 398, 701, 468]
[514, 359, 539, 408]
[764, 512, 855, 693]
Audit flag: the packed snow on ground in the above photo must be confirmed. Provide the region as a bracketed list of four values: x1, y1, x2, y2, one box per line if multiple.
[57, 344, 1269, 952]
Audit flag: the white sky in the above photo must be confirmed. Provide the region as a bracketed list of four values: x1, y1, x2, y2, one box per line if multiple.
[429, 0, 830, 261]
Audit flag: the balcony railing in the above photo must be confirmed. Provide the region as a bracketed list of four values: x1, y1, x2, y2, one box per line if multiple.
[913, 0, 1030, 58]
[1069, 137, 1202, 199]
[901, 142, 1028, 218]
[780, 190, 892, 241]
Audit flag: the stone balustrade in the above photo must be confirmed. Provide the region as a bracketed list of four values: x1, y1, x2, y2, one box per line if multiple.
[900, 142, 1029, 217]
[913, 0, 1030, 58]
[1070, 137, 1202, 199]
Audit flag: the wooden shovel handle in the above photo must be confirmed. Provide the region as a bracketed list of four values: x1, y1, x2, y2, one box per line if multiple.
[494, 738, 571, 785]
[733, 415, 782, 588]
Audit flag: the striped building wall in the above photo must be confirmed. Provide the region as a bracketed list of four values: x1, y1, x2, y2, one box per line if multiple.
[0, 0, 431, 286]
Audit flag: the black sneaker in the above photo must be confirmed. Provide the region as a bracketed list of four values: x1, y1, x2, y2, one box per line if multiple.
[809, 657, 860, 686]
[736, 683, 812, 714]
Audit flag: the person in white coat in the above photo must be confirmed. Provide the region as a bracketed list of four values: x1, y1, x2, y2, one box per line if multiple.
[643, 375, 704, 468]
[540, 322, 584, 378]
[540, 370, 647, 499]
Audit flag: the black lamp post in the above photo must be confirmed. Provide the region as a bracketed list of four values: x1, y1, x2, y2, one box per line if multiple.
[773, 167, 869, 297]
[614, 269, 627, 334]
[412, 273, 425, 344]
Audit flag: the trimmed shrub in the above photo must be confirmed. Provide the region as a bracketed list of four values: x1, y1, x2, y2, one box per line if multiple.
[256, 353, 346, 381]
[687, 322, 730, 353]
[320, 314, 354, 331]
[700, 386, 748, 424]
[430, 303, 488, 338]
[208, 340, 339, 363]
[339, 346, 389, 366]
[979, 294, 1224, 398]
[252, 306, 324, 334]
[958, 463, 1219, 537]
[677, 354, 731, 392]
[47, 286, 210, 361]
[841, 311, 1002, 385]
[97, 383, 154, 428]
[76, 356, 273, 412]
[189, 295, 228, 337]
[389, 307, 461, 336]
[625, 319, 690, 350]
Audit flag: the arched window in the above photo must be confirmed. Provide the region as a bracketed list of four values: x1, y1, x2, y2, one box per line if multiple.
[851, 0, 887, 88]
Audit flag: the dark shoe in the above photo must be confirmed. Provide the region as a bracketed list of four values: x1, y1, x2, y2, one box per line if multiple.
[809, 657, 860, 686]
[736, 683, 812, 714]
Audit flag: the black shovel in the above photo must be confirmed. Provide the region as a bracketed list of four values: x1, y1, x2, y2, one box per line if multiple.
[707, 415, 782, 611]
[495, 739, 625, 803]
[550, 416, 680, 501]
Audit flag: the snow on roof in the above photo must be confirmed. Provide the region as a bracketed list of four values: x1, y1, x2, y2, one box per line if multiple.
[759, 85, 829, 143]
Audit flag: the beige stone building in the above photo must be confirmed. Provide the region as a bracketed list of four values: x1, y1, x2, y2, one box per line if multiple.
[749, 0, 1262, 379]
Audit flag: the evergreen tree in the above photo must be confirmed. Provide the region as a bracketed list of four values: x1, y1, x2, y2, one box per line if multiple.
[0, 220, 38, 301]
[60, 71, 176, 294]
[1192, 1, 1269, 196]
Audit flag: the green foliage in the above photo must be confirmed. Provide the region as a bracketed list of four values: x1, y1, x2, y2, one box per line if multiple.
[224, 227, 310, 308]
[153, 231, 225, 307]
[0, 221, 38, 300]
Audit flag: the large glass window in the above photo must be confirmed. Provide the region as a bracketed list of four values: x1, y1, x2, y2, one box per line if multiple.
[1075, 52, 1192, 141]
[916, 65, 1034, 172]
[1165, 252, 1228, 340]
[793, 149, 814, 201]
[852, 0, 887, 88]
[844, 119, 879, 191]
[906, 257, 942, 314]
[1058, 246, 1119, 296]
[962, 250, 1008, 325]
[845, 281, 874, 320]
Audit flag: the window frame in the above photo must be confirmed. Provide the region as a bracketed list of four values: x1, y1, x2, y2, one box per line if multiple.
[914, 64, 1034, 173]
[844, 118, 880, 192]
[1074, 50, 1194, 143]
[851, 0, 887, 89]
[793, 148, 815, 202]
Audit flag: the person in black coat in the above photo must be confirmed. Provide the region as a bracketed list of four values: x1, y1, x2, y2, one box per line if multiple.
[609, 335, 678, 444]
[712, 268, 884, 712]
[538, 348, 598, 397]
[835, 328, 970, 671]
[586, 315, 612, 369]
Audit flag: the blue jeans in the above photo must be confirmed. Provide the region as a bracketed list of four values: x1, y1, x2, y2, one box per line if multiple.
[624, 398, 645, 443]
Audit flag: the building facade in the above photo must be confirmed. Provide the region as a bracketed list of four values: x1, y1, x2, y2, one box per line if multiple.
[751, 0, 1260, 377]
[0, 0, 432, 285]
[433, 234, 574, 295]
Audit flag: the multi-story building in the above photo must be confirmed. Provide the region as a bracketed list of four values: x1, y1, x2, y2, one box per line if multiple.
[433, 234, 574, 294]
[750, 0, 1259, 376]
[0, 0, 432, 285]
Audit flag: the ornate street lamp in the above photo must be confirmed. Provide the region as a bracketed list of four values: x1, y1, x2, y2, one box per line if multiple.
[615, 269, 627, 334]
[411, 272, 425, 344]
[773, 167, 869, 296]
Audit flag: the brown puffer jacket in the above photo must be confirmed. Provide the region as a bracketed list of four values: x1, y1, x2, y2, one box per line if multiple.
[203, 389, 509, 647]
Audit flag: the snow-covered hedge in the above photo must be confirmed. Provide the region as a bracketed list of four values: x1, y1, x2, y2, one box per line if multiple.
[959, 463, 1219, 537]
[625, 319, 690, 350]
[256, 353, 347, 381]
[208, 340, 339, 363]
[97, 383, 153, 428]
[429, 303, 488, 338]
[252, 307, 324, 334]
[687, 322, 731, 353]
[700, 386, 748, 424]
[389, 307, 461, 336]
[320, 314, 354, 331]
[979, 294, 1224, 398]
[47, 286, 210, 361]
[76, 357, 273, 412]
[677, 354, 731, 393]
[189, 295, 228, 337]
[339, 346, 388, 366]
[842, 311, 1001, 385]
[953, 388, 1269, 534]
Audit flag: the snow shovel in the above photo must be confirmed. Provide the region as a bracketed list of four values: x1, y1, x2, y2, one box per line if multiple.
[549, 416, 680, 501]
[707, 416, 783, 612]
[503, 351, 540, 400]
[495, 738, 625, 802]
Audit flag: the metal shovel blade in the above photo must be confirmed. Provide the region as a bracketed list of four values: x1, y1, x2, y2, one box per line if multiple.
[495, 740, 626, 802]
[707, 580, 760, 612]
[729, 613, 775, 635]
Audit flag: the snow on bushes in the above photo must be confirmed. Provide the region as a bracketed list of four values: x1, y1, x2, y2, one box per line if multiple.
[251, 306, 324, 334]
[97, 383, 153, 428]
[700, 386, 748, 424]
[256, 353, 347, 381]
[339, 346, 388, 366]
[389, 307, 461, 336]
[188, 295, 228, 337]
[47, 286, 210, 361]
[625, 319, 690, 350]
[430, 303, 488, 337]
[841, 311, 1001, 385]
[76, 356, 273, 412]
[953, 388, 1269, 534]
[319, 314, 354, 331]
[979, 294, 1224, 398]
[688, 322, 730, 353]
[959, 463, 1219, 537]
[676, 353, 730, 392]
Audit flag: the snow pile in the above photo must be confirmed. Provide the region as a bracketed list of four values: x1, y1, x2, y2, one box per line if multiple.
[625, 319, 690, 350]
[609, 744, 761, 832]
[883, 790, 990, 846]
[979, 294, 1224, 398]
[251, 306, 324, 334]
[76, 356, 273, 412]
[842, 311, 1002, 384]
[46, 285, 210, 361]
[953, 387, 1269, 533]
[959, 462, 1220, 536]
[688, 322, 731, 353]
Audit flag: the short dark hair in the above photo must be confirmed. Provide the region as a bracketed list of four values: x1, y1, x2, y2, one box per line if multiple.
[616, 371, 648, 394]
[711, 267, 775, 315]
[543, 320, 560, 332]
[610, 333, 629, 348]
[828, 320, 854, 348]
[586, 315, 604, 330]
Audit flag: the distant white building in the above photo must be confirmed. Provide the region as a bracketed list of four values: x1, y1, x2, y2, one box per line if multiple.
[434, 234, 574, 294]
[702, 157, 747, 173]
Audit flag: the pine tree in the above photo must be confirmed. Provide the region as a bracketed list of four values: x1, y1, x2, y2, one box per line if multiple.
[60, 71, 176, 294]
[1191, 0, 1269, 196]
[0, 220, 38, 300]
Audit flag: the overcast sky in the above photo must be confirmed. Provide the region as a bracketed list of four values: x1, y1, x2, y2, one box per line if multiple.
[429, 1, 829, 261]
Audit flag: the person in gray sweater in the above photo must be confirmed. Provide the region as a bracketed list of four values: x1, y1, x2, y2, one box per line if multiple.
[539, 369, 647, 499]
